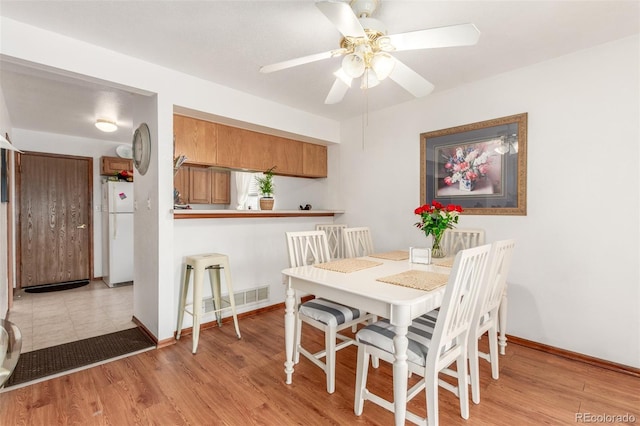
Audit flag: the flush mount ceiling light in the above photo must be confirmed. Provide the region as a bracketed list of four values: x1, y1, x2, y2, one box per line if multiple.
[95, 119, 118, 133]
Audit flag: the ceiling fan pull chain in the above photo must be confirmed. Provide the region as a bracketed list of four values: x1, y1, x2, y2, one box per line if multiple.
[361, 84, 370, 150]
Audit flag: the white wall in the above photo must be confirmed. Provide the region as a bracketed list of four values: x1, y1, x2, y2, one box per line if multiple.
[334, 36, 640, 368]
[0, 86, 12, 318]
[173, 215, 338, 329]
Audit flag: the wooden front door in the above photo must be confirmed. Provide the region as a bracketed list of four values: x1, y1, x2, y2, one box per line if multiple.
[17, 153, 92, 288]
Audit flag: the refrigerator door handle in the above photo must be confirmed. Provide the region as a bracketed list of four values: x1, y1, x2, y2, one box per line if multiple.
[112, 188, 118, 239]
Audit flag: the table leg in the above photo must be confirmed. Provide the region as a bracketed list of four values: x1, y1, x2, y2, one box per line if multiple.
[498, 290, 508, 355]
[392, 325, 409, 426]
[284, 285, 296, 384]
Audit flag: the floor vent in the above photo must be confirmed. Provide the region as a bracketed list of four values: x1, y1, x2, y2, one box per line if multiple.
[203, 286, 269, 312]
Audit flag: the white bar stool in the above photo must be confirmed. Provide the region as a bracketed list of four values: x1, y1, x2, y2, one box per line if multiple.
[176, 253, 241, 353]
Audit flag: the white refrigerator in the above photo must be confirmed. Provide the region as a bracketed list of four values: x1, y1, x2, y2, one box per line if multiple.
[102, 181, 134, 287]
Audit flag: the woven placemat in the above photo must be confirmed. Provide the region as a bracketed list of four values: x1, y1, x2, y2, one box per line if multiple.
[433, 257, 455, 268]
[369, 250, 410, 261]
[376, 270, 449, 291]
[314, 258, 382, 273]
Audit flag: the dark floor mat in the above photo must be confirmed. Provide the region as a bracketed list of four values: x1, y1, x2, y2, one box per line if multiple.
[3, 327, 155, 388]
[24, 280, 90, 293]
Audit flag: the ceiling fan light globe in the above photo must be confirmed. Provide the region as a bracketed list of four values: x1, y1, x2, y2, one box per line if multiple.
[371, 52, 395, 80]
[342, 53, 366, 78]
[354, 43, 373, 56]
[377, 36, 395, 52]
[360, 69, 380, 89]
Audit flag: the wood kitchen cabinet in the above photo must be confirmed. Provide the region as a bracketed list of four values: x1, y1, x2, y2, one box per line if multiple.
[173, 167, 190, 204]
[174, 114, 327, 178]
[174, 114, 217, 165]
[188, 167, 212, 204]
[211, 170, 230, 204]
[175, 166, 230, 205]
[271, 136, 304, 176]
[302, 143, 327, 178]
[216, 124, 323, 177]
[216, 124, 274, 171]
[101, 156, 133, 175]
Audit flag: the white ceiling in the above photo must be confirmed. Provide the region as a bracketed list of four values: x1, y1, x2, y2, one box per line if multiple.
[1, 1, 638, 144]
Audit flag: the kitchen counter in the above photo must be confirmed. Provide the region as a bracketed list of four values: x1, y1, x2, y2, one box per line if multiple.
[173, 209, 344, 219]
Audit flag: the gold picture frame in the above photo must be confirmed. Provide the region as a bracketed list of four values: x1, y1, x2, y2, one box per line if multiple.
[420, 113, 527, 216]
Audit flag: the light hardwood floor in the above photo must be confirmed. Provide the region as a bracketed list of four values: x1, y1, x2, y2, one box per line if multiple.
[7, 281, 135, 352]
[0, 308, 638, 425]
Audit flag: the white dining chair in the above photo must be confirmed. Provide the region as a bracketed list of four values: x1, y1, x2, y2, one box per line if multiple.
[442, 228, 485, 256]
[442, 228, 512, 356]
[354, 244, 492, 426]
[315, 224, 347, 259]
[343, 227, 375, 258]
[285, 230, 376, 394]
[415, 239, 516, 408]
[468, 239, 515, 403]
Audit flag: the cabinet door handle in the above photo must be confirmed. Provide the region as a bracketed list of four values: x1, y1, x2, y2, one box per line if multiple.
[77, 224, 87, 229]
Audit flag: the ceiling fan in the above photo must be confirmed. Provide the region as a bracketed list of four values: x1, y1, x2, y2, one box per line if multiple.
[259, 0, 480, 104]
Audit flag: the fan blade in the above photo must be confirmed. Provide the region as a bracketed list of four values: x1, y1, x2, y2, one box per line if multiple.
[325, 74, 351, 104]
[260, 49, 347, 73]
[386, 23, 480, 52]
[316, 1, 367, 38]
[388, 58, 435, 98]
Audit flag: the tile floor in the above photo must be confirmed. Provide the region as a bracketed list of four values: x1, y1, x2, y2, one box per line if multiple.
[6, 280, 135, 353]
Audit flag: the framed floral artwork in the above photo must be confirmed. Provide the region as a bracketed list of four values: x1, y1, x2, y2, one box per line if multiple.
[420, 113, 527, 215]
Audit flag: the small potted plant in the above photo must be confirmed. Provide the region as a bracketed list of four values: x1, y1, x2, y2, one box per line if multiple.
[256, 166, 276, 210]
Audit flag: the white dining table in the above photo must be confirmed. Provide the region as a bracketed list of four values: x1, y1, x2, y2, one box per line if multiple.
[281, 256, 452, 426]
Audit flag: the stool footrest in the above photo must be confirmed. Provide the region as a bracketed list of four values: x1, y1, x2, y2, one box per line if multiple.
[186, 265, 223, 270]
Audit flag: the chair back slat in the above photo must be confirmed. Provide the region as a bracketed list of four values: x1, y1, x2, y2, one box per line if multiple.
[286, 231, 332, 268]
[442, 228, 485, 256]
[343, 227, 375, 258]
[315, 224, 347, 259]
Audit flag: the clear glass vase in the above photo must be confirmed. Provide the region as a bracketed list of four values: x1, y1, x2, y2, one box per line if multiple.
[431, 232, 446, 258]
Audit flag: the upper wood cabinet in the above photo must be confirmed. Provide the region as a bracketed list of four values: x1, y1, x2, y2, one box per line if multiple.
[272, 136, 304, 176]
[302, 143, 327, 178]
[173, 114, 327, 178]
[216, 124, 270, 171]
[101, 156, 133, 175]
[174, 115, 217, 165]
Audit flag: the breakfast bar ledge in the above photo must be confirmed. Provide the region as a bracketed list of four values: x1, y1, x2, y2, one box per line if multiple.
[173, 210, 344, 219]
